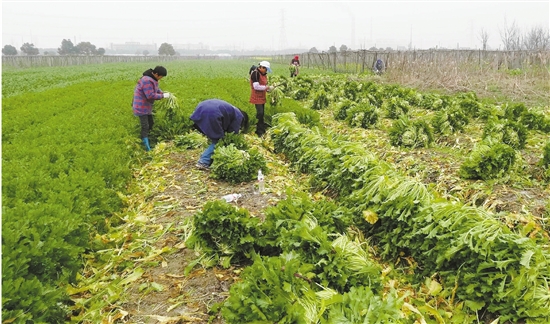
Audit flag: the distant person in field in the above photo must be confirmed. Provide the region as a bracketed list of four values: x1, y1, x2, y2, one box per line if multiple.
[373, 58, 385, 75]
[249, 61, 274, 137]
[290, 55, 300, 77]
[132, 66, 170, 151]
[190, 99, 249, 170]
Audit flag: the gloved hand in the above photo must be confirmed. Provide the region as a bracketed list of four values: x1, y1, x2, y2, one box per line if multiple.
[163, 92, 170, 98]
[267, 86, 274, 92]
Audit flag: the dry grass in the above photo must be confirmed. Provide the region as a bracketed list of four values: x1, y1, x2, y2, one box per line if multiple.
[383, 61, 549, 107]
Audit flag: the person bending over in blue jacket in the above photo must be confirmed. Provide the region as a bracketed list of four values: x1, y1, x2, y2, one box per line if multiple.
[190, 99, 249, 170]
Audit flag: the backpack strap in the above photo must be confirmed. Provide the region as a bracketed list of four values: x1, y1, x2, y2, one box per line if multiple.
[250, 69, 260, 83]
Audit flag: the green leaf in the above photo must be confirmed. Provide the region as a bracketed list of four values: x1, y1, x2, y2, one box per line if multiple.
[520, 250, 534, 269]
[119, 268, 144, 286]
[465, 299, 485, 311]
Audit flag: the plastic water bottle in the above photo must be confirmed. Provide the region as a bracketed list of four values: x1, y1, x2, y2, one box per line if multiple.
[221, 193, 242, 202]
[257, 170, 265, 193]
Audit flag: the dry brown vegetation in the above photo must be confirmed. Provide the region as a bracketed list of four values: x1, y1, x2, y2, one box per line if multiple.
[383, 61, 550, 107]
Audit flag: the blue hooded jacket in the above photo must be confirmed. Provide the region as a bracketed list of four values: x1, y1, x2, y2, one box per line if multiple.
[190, 99, 244, 140]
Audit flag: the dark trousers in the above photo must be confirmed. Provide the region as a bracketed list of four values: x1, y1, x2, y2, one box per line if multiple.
[139, 114, 154, 139]
[255, 104, 266, 136]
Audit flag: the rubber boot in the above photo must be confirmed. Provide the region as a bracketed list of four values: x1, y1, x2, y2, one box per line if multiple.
[142, 137, 151, 151]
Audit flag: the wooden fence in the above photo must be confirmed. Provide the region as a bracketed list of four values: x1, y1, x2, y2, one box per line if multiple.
[271, 50, 550, 74]
[1, 55, 228, 69]
[4, 50, 549, 74]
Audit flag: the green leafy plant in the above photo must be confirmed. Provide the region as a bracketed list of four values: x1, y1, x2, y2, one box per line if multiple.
[271, 112, 550, 322]
[477, 103, 504, 121]
[459, 139, 517, 180]
[382, 96, 410, 119]
[269, 87, 285, 107]
[541, 140, 550, 168]
[311, 90, 330, 110]
[389, 116, 434, 148]
[383, 84, 422, 106]
[334, 99, 356, 121]
[216, 132, 249, 150]
[345, 102, 380, 129]
[324, 286, 403, 323]
[220, 252, 315, 323]
[342, 80, 363, 102]
[210, 144, 267, 183]
[271, 98, 320, 127]
[483, 118, 528, 149]
[418, 92, 448, 111]
[521, 109, 550, 133]
[292, 88, 310, 100]
[288, 64, 297, 75]
[431, 104, 469, 135]
[186, 200, 260, 265]
[503, 102, 528, 120]
[260, 192, 353, 250]
[173, 131, 208, 149]
[151, 93, 194, 140]
[289, 76, 314, 100]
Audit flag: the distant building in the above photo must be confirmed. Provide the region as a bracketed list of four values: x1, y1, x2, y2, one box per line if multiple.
[110, 42, 157, 55]
[173, 43, 209, 51]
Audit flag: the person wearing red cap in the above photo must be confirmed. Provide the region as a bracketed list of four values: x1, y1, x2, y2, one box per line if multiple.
[290, 55, 300, 77]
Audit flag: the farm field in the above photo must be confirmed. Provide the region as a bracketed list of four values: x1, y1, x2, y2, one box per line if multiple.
[2, 59, 550, 324]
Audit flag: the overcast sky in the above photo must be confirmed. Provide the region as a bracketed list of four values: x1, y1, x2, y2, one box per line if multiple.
[2, 1, 549, 51]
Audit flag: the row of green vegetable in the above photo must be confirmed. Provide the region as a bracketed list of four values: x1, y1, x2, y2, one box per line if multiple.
[2, 79, 139, 322]
[185, 111, 549, 322]
[268, 74, 550, 181]
[1, 59, 323, 323]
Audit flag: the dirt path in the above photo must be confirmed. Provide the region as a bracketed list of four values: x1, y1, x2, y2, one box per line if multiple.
[119, 141, 291, 324]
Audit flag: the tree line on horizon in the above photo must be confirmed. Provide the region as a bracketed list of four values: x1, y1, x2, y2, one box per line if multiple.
[1, 39, 178, 56]
[3, 23, 548, 57]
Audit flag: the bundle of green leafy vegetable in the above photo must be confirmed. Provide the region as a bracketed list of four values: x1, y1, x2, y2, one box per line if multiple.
[151, 93, 194, 140]
[389, 115, 434, 148]
[459, 139, 517, 180]
[210, 144, 266, 183]
[186, 200, 260, 266]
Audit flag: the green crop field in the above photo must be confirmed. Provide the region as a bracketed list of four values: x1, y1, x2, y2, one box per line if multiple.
[2, 59, 549, 323]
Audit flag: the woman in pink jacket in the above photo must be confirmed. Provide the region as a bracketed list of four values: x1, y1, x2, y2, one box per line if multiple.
[132, 66, 170, 151]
